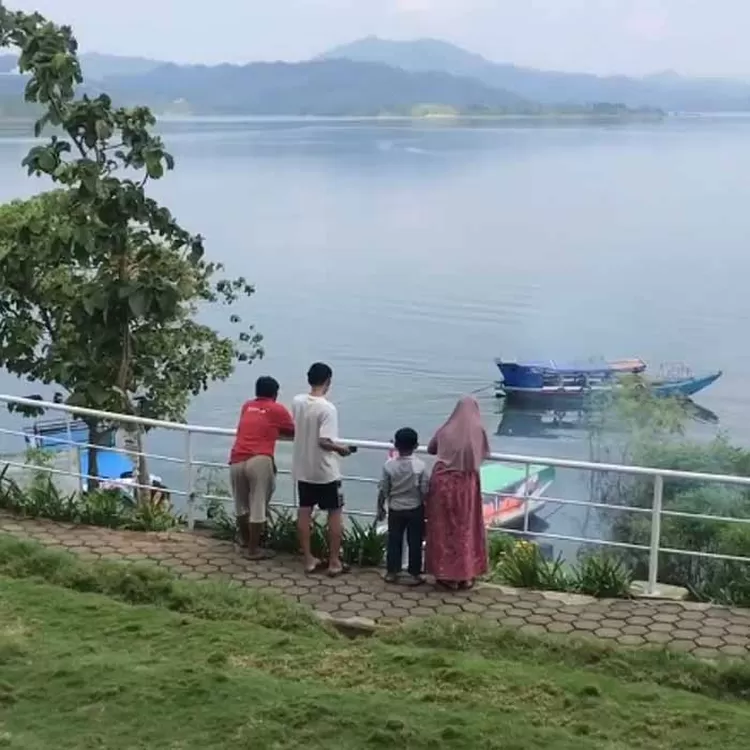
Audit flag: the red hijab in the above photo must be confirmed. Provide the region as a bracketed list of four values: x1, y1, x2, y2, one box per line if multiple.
[432, 396, 490, 472]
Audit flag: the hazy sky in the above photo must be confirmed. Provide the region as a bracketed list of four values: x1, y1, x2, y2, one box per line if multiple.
[8, 0, 750, 77]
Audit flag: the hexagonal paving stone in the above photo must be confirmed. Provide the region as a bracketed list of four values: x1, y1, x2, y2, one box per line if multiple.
[674, 619, 703, 633]
[594, 627, 621, 640]
[652, 613, 679, 624]
[267, 577, 292, 589]
[382, 608, 410, 619]
[183, 571, 206, 580]
[340, 601, 365, 613]
[692, 647, 721, 660]
[678, 610, 705, 621]
[720, 645, 747, 657]
[520, 624, 547, 636]
[599, 609, 630, 621]
[526, 614, 553, 626]
[351, 593, 375, 604]
[499, 616, 526, 628]
[625, 616, 653, 627]
[322, 593, 348, 605]
[409, 606, 438, 617]
[572, 620, 599, 632]
[700, 627, 727, 638]
[618, 634, 645, 646]
[666, 640, 696, 654]
[703, 617, 730, 629]
[722, 634, 749, 647]
[469, 594, 498, 607]
[547, 621, 574, 634]
[647, 622, 676, 634]
[622, 625, 649, 636]
[434, 604, 461, 616]
[600, 619, 627, 630]
[695, 636, 724, 649]
[644, 631, 672, 645]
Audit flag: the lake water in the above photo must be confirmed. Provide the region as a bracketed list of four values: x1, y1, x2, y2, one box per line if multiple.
[1, 116, 749, 537]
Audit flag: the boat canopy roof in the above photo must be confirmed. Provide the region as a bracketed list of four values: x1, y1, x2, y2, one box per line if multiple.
[480, 462, 553, 493]
[495, 358, 645, 375]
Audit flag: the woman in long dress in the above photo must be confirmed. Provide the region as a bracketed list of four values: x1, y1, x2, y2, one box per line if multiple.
[425, 396, 490, 590]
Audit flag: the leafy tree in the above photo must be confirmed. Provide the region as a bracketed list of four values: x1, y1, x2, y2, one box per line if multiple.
[0, 8, 262, 493]
[585, 383, 750, 606]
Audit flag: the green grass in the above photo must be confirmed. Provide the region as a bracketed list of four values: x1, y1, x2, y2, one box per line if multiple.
[0, 535, 749, 749]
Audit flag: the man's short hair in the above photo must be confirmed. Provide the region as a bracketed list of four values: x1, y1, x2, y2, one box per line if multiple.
[255, 376, 280, 399]
[394, 427, 419, 453]
[307, 362, 333, 387]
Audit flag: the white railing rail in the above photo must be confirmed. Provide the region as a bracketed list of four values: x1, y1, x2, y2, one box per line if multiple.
[1, 393, 750, 596]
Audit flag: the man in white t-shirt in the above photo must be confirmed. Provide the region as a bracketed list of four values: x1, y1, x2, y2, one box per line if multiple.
[292, 362, 354, 576]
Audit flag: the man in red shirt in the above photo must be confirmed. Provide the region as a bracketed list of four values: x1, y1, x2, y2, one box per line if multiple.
[229, 376, 294, 559]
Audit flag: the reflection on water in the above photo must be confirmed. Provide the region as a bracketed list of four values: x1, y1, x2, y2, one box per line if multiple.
[496, 399, 719, 441]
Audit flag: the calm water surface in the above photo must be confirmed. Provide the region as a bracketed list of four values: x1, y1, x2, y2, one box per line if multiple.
[1, 117, 748, 535]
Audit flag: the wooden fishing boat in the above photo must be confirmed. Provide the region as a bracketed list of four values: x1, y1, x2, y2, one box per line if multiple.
[494, 358, 721, 403]
[480, 462, 554, 528]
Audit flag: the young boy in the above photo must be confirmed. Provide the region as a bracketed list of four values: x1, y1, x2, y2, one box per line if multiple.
[377, 427, 429, 585]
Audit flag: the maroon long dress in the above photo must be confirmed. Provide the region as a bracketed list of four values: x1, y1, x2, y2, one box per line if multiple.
[424, 463, 488, 582]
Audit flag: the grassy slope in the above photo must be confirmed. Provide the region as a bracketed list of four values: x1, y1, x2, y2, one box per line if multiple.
[0, 571, 748, 750]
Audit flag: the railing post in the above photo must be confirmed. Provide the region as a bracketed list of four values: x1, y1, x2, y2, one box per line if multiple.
[522, 462, 531, 533]
[647, 474, 664, 596]
[64, 413, 77, 489]
[185, 429, 194, 530]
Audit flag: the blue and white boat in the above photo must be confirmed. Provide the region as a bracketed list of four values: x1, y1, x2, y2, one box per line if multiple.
[494, 358, 721, 402]
[22, 417, 163, 494]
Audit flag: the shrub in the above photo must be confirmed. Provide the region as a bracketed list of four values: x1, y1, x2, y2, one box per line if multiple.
[487, 531, 515, 568]
[264, 508, 298, 554]
[587, 385, 750, 608]
[0, 464, 179, 532]
[490, 540, 635, 599]
[342, 518, 387, 567]
[491, 540, 571, 591]
[572, 551, 632, 598]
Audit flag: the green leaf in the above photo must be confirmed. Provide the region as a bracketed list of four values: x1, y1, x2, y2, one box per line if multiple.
[95, 120, 112, 141]
[82, 295, 97, 316]
[33, 113, 51, 137]
[145, 155, 164, 179]
[128, 288, 149, 318]
[36, 149, 56, 173]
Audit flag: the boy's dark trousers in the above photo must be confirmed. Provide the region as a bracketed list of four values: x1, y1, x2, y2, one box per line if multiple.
[386, 506, 424, 576]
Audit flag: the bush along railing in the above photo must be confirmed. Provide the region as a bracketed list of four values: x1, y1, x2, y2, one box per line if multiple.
[487, 535, 634, 599]
[201, 498, 387, 568]
[0, 463, 179, 532]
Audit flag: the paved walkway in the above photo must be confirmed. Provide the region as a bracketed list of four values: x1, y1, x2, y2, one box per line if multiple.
[1, 514, 749, 660]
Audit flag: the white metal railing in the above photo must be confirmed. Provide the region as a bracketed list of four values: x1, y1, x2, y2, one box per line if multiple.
[1, 392, 750, 596]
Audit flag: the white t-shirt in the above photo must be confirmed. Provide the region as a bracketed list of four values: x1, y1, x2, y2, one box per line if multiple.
[291, 393, 340, 484]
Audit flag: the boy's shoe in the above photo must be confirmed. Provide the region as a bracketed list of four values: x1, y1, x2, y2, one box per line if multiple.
[405, 575, 425, 587]
[384, 573, 399, 584]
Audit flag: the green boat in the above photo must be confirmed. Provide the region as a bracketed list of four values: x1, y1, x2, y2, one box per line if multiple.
[480, 463, 555, 528]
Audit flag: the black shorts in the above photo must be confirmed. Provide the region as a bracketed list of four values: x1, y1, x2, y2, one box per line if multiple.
[297, 480, 344, 511]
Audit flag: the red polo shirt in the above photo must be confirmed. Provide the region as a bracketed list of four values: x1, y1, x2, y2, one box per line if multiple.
[229, 398, 295, 465]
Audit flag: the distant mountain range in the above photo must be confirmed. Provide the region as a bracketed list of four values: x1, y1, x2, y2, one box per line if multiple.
[321, 37, 750, 113]
[0, 51, 165, 80]
[0, 37, 747, 118]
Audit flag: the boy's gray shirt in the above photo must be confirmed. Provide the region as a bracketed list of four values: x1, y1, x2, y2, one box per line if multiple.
[377, 456, 429, 512]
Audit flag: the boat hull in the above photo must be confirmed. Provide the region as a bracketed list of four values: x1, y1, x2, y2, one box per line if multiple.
[495, 371, 722, 403]
[376, 462, 555, 537]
